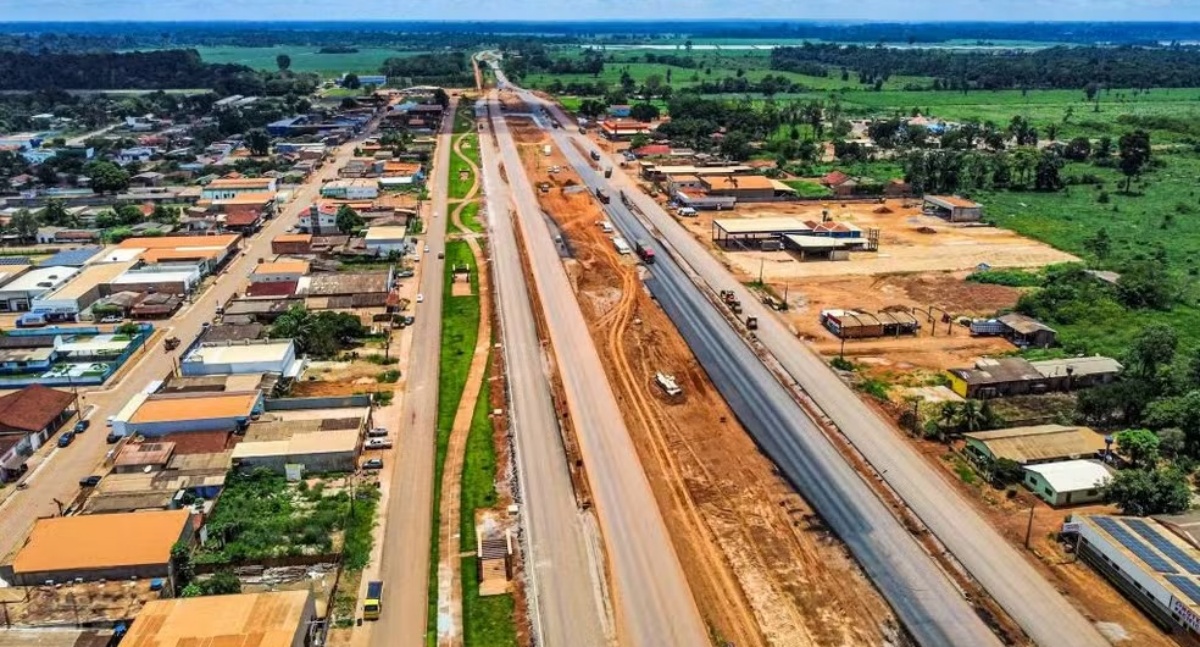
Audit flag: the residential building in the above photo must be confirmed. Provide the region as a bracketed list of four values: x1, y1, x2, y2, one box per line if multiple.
[112, 440, 176, 474]
[962, 424, 1110, 466]
[0, 338, 57, 374]
[948, 357, 1048, 399]
[299, 202, 340, 234]
[272, 233, 313, 255]
[114, 234, 241, 274]
[700, 175, 797, 202]
[297, 270, 393, 308]
[1071, 514, 1200, 634]
[923, 195, 983, 222]
[232, 429, 360, 474]
[2, 509, 193, 586]
[364, 226, 409, 254]
[181, 339, 300, 377]
[111, 391, 264, 438]
[997, 313, 1058, 348]
[200, 177, 278, 201]
[0, 384, 75, 481]
[0, 266, 80, 312]
[115, 147, 155, 165]
[1022, 460, 1113, 506]
[121, 591, 316, 647]
[1032, 356, 1123, 390]
[252, 260, 310, 284]
[321, 178, 379, 200]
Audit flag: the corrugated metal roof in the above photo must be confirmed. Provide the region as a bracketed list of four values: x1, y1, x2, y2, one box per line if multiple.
[964, 425, 1108, 464]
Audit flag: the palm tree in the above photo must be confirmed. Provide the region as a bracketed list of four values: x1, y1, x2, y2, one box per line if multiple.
[956, 399, 989, 433]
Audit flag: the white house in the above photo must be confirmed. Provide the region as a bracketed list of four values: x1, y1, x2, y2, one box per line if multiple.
[364, 226, 410, 255]
[1023, 459, 1114, 507]
[200, 177, 277, 201]
[180, 339, 301, 377]
[251, 260, 310, 283]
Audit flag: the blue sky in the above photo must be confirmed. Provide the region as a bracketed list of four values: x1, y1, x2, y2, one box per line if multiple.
[0, 0, 1198, 22]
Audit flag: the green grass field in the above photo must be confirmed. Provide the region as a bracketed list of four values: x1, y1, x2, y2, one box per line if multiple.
[449, 134, 481, 201]
[191, 45, 428, 75]
[427, 239, 482, 646]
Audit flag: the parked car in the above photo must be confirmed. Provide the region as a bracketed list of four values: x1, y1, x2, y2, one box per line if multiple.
[424, 245, 430, 253]
[367, 427, 389, 438]
[365, 438, 393, 450]
[416, 294, 424, 303]
[99, 315, 123, 324]
[105, 432, 121, 444]
[106, 415, 116, 426]
[57, 432, 75, 448]
[73, 420, 90, 433]
[79, 475, 102, 488]
[362, 458, 384, 470]
[397, 269, 415, 278]
[437, 252, 444, 259]
[402, 316, 415, 326]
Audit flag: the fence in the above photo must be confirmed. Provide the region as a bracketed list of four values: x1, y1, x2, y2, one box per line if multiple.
[0, 324, 154, 388]
[193, 553, 341, 574]
[264, 395, 372, 411]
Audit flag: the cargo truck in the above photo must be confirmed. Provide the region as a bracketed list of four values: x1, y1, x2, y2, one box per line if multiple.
[364, 581, 383, 620]
[635, 240, 656, 264]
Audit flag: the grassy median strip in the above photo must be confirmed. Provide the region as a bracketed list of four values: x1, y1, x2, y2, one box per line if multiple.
[458, 353, 519, 647]
[427, 239, 482, 645]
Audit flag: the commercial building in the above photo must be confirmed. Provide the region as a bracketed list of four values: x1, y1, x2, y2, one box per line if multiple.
[272, 233, 313, 255]
[111, 391, 264, 438]
[297, 270, 393, 308]
[710, 217, 875, 258]
[122, 591, 317, 647]
[108, 264, 202, 297]
[948, 355, 1120, 399]
[113, 234, 241, 274]
[252, 260, 310, 283]
[200, 177, 278, 201]
[923, 195, 983, 222]
[232, 428, 360, 474]
[1071, 514, 1200, 634]
[0, 266, 80, 312]
[599, 119, 653, 140]
[700, 175, 798, 202]
[181, 339, 300, 377]
[1022, 460, 1113, 506]
[30, 262, 137, 318]
[820, 309, 920, 339]
[320, 178, 379, 200]
[365, 226, 410, 254]
[962, 424, 1109, 466]
[3, 509, 193, 586]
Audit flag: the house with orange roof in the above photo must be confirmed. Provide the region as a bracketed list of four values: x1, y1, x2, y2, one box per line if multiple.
[111, 390, 264, 438]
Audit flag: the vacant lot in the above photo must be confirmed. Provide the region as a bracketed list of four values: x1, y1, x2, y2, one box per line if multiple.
[193, 45, 428, 74]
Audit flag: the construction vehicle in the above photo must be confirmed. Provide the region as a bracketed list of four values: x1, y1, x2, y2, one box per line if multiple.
[595, 188, 610, 204]
[590, 150, 601, 162]
[635, 240, 656, 264]
[746, 316, 759, 330]
[655, 372, 682, 396]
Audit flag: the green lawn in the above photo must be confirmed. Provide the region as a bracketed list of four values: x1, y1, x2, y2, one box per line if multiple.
[460, 202, 483, 234]
[449, 134, 481, 201]
[427, 239, 482, 646]
[191, 45, 429, 75]
[782, 179, 833, 198]
[976, 154, 1200, 355]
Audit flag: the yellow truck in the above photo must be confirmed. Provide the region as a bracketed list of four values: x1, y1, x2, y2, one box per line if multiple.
[363, 581, 383, 620]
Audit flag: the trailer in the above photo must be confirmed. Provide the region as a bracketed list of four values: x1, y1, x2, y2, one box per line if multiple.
[635, 240, 656, 264]
[613, 237, 632, 255]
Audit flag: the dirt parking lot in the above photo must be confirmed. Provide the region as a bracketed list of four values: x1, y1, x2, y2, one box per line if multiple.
[677, 199, 1077, 280]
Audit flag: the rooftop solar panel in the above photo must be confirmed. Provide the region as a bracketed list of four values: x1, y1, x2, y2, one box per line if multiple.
[1094, 517, 1178, 574]
[1126, 518, 1200, 575]
[1168, 575, 1200, 606]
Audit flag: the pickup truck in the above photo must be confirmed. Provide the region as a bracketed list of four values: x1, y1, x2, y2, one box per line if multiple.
[365, 438, 393, 450]
[367, 427, 390, 438]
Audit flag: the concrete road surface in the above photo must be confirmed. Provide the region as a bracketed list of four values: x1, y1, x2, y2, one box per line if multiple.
[515, 78, 1108, 646]
[486, 94, 710, 647]
[476, 107, 610, 647]
[0, 120, 377, 562]
[370, 98, 456, 647]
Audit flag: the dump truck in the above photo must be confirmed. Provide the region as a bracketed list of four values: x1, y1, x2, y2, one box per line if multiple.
[635, 240, 656, 264]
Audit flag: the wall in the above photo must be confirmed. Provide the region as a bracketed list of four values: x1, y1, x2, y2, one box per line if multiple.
[264, 395, 372, 410]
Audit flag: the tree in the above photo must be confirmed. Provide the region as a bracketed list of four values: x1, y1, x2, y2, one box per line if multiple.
[1102, 467, 1192, 516]
[7, 209, 39, 241]
[629, 103, 660, 122]
[343, 73, 361, 90]
[271, 306, 366, 358]
[1118, 129, 1152, 193]
[1084, 81, 1101, 102]
[1033, 150, 1064, 191]
[1094, 136, 1114, 160]
[1125, 323, 1178, 381]
[992, 458, 1025, 487]
[114, 204, 143, 226]
[84, 160, 130, 194]
[1063, 137, 1092, 161]
[151, 204, 180, 224]
[1083, 227, 1111, 259]
[718, 131, 753, 162]
[170, 541, 194, 594]
[246, 128, 271, 157]
[275, 54, 291, 72]
[577, 98, 607, 120]
[629, 133, 651, 150]
[335, 204, 364, 234]
[1116, 261, 1173, 310]
[1116, 429, 1161, 469]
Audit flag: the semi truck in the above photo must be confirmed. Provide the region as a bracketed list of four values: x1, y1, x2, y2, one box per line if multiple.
[635, 240, 656, 264]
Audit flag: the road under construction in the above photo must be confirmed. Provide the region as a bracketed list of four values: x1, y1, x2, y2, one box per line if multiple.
[488, 59, 1110, 647]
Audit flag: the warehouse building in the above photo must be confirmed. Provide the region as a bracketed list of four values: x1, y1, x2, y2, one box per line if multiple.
[111, 391, 263, 438]
[962, 424, 1110, 466]
[2, 509, 193, 586]
[700, 175, 798, 202]
[181, 339, 300, 377]
[1022, 459, 1114, 506]
[1071, 514, 1200, 635]
[948, 355, 1121, 399]
[232, 428, 360, 475]
[0, 266, 80, 312]
[923, 195, 983, 222]
[121, 590, 317, 647]
[820, 309, 920, 339]
[30, 261, 136, 319]
[108, 264, 202, 296]
[365, 226, 410, 254]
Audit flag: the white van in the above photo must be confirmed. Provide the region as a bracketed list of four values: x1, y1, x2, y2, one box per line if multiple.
[677, 207, 698, 217]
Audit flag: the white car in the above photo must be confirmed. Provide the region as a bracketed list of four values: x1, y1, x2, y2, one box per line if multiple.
[367, 427, 389, 438]
[365, 438, 393, 450]
[99, 315, 123, 324]
[424, 245, 430, 253]
[416, 294, 424, 303]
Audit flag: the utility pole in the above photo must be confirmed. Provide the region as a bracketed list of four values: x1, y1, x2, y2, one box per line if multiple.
[1025, 502, 1037, 549]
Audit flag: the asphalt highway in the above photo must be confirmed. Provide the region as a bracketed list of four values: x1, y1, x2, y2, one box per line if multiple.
[486, 92, 710, 647]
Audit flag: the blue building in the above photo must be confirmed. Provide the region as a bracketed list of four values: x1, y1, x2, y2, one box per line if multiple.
[342, 73, 387, 87]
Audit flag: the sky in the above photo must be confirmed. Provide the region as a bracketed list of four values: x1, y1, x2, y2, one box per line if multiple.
[1, 0, 1199, 22]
